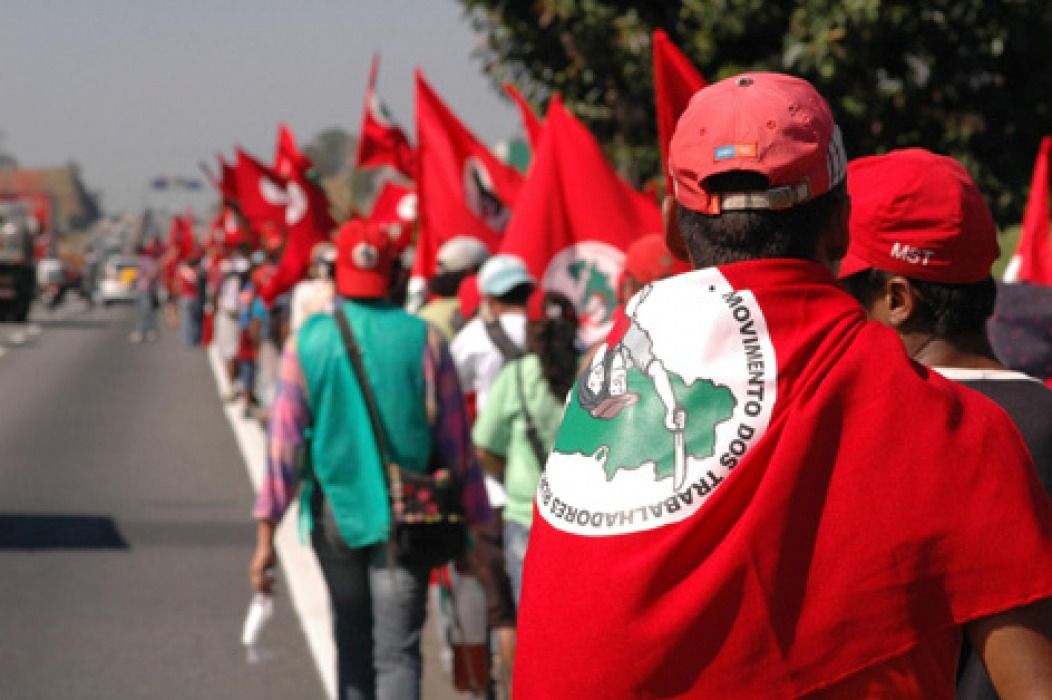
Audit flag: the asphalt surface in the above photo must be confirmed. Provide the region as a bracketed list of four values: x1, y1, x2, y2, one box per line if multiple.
[0, 301, 326, 699]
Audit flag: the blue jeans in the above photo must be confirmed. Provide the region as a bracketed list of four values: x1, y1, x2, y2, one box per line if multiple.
[178, 297, 201, 345]
[135, 291, 158, 334]
[503, 519, 530, 608]
[312, 532, 430, 700]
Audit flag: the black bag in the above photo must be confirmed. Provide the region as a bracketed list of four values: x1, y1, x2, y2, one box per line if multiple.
[333, 308, 466, 569]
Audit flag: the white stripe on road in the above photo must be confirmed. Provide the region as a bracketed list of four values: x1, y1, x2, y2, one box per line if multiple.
[207, 346, 336, 700]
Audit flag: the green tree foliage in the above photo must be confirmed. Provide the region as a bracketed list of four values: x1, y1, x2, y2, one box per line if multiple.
[458, 0, 1052, 225]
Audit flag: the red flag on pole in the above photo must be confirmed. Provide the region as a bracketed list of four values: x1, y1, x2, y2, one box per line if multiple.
[356, 54, 416, 177]
[652, 29, 706, 196]
[234, 148, 288, 233]
[1005, 136, 1052, 285]
[274, 123, 313, 179]
[367, 180, 417, 227]
[503, 82, 545, 152]
[258, 140, 336, 304]
[218, 156, 238, 204]
[499, 95, 662, 344]
[413, 69, 523, 281]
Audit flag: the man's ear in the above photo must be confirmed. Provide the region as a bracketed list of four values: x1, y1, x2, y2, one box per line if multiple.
[882, 276, 918, 329]
[662, 196, 691, 263]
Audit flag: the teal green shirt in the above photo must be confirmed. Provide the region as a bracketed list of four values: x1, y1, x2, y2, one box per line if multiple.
[472, 354, 566, 527]
[297, 300, 432, 548]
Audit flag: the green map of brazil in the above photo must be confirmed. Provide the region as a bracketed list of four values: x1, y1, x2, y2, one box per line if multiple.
[554, 367, 737, 482]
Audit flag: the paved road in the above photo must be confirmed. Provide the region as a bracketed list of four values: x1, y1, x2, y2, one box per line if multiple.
[0, 300, 475, 699]
[0, 302, 326, 699]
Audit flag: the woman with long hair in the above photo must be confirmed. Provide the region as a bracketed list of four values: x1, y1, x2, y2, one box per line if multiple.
[472, 291, 580, 607]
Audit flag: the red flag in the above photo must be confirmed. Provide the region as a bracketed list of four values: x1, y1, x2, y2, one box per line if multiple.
[498, 95, 661, 344]
[503, 82, 545, 152]
[216, 155, 238, 204]
[355, 54, 416, 177]
[367, 181, 416, 225]
[234, 148, 288, 233]
[652, 29, 706, 196]
[414, 69, 524, 281]
[258, 156, 336, 304]
[1005, 136, 1052, 284]
[274, 123, 313, 179]
[515, 261, 1052, 699]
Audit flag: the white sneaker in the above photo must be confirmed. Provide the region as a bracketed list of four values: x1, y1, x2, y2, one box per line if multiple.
[129, 331, 143, 344]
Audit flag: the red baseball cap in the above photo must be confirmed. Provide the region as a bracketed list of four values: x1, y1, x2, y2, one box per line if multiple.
[669, 72, 846, 215]
[335, 219, 395, 298]
[839, 149, 999, 283]
[624, 233, 691, 283]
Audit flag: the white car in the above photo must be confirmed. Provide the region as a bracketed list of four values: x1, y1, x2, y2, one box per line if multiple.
[97, 256, 140, 305]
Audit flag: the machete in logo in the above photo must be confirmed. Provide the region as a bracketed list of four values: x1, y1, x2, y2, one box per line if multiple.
[538, 267, 777, 536]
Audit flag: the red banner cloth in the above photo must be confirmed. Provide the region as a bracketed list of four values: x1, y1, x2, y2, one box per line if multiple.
[413, 69, 523, 280]
[503, 82, 545, 152]
[498, 95, 661, 344]
[234, 148, 288, 234]
[1005, 135, 1052, 285]
[652, 29, 706, 197]
[355, 54, 416, 177]
[515, 260, 1052, 698]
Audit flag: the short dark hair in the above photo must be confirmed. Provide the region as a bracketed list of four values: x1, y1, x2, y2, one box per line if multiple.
[677, 172, 846, 267]
[495, 282, 534, 307]
[429, 269, 470, 298]
[842, 269, 997, 338]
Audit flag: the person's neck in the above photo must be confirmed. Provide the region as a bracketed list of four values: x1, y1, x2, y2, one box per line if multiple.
[904, 331, 1004, 370]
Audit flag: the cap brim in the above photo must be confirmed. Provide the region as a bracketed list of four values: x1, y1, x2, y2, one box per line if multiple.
[481, 273, 536, 297]
[836, 250, 875, 280]
[336, 268, 388, 298]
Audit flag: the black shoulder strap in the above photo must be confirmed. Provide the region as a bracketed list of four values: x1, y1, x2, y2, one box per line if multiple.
[484, 317, 524, 362]
[332, 307, 393, 472]
[515, 359, 548, 468]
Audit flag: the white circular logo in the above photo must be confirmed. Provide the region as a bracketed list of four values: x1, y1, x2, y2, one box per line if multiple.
[352, 241, 380, 270]
[284, 180, 308, 227]
[542, 242, 625, 346]
[259, 177, 288, 207]
[538, 268, 777, 536]
[396, 192, 418, 222]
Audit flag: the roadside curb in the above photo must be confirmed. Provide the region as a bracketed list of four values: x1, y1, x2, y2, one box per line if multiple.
[206, 345, 337, 700]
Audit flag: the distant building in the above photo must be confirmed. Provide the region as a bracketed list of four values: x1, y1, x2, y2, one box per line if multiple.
[0, 164, 101, 233]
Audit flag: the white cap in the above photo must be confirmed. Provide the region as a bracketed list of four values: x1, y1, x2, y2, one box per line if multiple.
[478, 254, 535, 297]
[436, 236, 490, 273]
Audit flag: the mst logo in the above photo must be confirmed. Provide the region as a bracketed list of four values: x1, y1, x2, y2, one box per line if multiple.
[542, 242, 624, 346]
[538, 268, 778, 536]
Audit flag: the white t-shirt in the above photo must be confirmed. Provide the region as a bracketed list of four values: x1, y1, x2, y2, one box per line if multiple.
[450, 311, 528, 414]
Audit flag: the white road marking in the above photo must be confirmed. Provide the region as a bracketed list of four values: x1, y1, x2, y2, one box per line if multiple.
[207, 345, 336, 700]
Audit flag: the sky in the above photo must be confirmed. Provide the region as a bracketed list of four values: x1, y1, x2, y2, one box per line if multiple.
[0, 0, 518, 215]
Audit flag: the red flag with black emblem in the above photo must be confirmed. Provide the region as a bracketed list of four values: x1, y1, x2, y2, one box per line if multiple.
[1005, 135, 1052, 285]
[356, 54, 416, 177]
[414, 69, 523, 281]
[503, 82, 545, 152]
[498, 95, 661, 344]
[652, 29, 706, 195]
[234, 148, 288, 234]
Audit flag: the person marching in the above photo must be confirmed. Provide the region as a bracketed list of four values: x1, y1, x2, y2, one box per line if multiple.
[514, 72, 1052, 698]
[249, 220, 491, 700]
[839, 148, 1052, 699]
